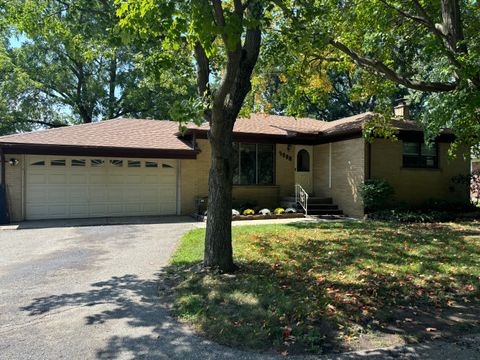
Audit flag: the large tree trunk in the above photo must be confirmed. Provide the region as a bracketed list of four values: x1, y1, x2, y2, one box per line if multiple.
[203, 109, 236, 272]
[201, 0, 262, 273]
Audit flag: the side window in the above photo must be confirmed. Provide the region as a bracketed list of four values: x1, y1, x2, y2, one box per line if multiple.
[403, 142, 438, 168]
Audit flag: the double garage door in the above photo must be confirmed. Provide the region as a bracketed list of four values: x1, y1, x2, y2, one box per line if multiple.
[25, 155, 178, 220]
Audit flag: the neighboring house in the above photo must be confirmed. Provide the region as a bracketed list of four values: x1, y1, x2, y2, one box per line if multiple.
[0, 105, 471, 222]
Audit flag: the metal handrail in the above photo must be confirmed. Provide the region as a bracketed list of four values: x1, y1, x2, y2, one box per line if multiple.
[295, 184, 309, 215]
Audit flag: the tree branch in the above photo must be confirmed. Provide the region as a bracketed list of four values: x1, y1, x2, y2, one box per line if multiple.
[194, 42, 210, 98]
[329, 39, 458, 92]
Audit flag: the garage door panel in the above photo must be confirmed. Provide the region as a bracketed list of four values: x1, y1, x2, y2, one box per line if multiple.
[125, 175, 142, 185]
[70, 205, 89, 217]
[27, 187, 48, 202]
[48, 205, 69, 217]
[106, 188, 124, 202]
[48, 174, 68, 184]
[143, 203, 159, 213]
[70, 174, 88, 184]
[90, 204, 108, 216]
[90, 174, 107, 184]
[108, 174, 125, 184]
[48, 188, 68, 202]
[28, 174, 47, 185]
[89, 187, 108, 202]
[26, 156, 177, 220]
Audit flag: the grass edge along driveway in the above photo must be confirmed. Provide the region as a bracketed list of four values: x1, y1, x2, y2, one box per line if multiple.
[164, 221, 480, 355]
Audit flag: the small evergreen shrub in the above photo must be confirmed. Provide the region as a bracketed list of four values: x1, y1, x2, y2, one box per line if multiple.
[359, 178, 394, 212]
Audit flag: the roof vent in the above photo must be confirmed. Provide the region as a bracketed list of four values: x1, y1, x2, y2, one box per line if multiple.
[394, 99, 410, 120]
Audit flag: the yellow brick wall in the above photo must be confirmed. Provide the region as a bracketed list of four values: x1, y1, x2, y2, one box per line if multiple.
[180, 139, 211, 214]
[180, 140, 295, 214]
[370, 139, 470, 205]
[275, 143, 295, 197]
[313, 138, 366, 218]
[2, 154, 25, 221]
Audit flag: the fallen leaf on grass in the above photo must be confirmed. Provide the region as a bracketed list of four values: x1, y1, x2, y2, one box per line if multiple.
[426, 327, 437, 332]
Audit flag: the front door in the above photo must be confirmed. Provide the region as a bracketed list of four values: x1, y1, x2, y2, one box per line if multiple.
[294, 145, 313, 194]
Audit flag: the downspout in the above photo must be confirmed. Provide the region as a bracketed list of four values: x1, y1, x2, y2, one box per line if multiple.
[367, 142, 372, 180]
[328, 143, 332, 189]
[0, 147, 10, 224]
[0, 147, 5, 187]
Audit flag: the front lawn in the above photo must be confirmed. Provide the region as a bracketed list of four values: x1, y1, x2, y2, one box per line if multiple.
[165, 221, 480, 354]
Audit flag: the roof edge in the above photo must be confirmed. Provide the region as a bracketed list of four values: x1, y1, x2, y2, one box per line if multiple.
[0, 143, 198, 159]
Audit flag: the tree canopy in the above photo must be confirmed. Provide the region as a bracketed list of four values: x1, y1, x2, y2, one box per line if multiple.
[0, 0, 196, 134]
[279, 0, 480, 150]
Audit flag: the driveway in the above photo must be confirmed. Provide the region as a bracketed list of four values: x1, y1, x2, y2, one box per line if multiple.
[1, 217, 479, 360]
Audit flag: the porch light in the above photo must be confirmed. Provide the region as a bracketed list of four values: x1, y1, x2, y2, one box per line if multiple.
[8, 158, 19, 166]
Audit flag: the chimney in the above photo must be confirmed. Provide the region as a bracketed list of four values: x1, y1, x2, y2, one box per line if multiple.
[394, 100, 410, 120]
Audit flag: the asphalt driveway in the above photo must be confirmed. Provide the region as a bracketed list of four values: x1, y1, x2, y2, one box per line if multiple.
[1, 217, 479, 360]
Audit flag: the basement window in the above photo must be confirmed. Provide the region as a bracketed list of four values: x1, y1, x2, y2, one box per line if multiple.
[403, 142, 438, 168]
[128, 160, 141, 168]
[71, 159, 86, 167]
[51, 159, 66, 166]
[233, 143, 274, 185]
[162, 163, 174, 168]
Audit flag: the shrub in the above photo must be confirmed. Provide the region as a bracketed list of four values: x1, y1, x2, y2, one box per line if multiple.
[452, 170, 480, 205]
[232, 209, 240, 217]
[285, 208, 297, 213]
[243, 209, 255, 215]
[274, 207, 285, 215]
[359, 178, 394, 212]
[369, 209, 454, 223]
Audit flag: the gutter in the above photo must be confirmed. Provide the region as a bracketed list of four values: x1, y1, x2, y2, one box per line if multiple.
[0, 143, 199, 159]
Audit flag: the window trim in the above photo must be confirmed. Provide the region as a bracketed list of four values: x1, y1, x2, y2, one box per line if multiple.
[233, 142, 275, 186]
[402, 141, 439, 169]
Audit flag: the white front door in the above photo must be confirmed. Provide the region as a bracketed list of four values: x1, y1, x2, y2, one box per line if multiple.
[25, 155, 177, 220]
[294, 145, 314, 194]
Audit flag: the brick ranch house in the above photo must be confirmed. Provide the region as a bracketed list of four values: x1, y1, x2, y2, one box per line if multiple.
[0, 106, 471, 222]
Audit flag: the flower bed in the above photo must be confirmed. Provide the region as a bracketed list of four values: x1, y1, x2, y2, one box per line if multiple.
[194, 212, 305, 222]
[232, 212, 305, 221]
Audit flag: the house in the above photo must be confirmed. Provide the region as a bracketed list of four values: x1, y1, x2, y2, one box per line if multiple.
[0, 104, 471, 222]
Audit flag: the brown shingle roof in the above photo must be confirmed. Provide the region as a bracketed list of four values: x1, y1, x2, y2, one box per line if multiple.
[187, 113, 329, 136]
[187, 112, 422, 137]
[0, 112, 434, 155]
[0, 118, 194, 151]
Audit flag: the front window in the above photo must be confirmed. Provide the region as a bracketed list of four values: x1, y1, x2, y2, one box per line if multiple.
[403, 142, 438, 168]
[233, 143, 274, 185]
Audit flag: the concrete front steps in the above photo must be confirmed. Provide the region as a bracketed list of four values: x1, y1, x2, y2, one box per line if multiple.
[280, 196, 344, 216]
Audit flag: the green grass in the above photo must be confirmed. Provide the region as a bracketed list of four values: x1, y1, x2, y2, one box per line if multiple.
[166, 221, 480, 354]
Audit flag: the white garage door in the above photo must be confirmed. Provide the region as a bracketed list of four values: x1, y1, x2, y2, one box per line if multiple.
[25, 155, 178, 220]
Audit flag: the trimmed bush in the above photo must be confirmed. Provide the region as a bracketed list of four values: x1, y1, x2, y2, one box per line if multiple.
[359, 178, 394, 212]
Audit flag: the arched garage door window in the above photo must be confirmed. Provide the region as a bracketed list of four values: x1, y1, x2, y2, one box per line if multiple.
[297, 149, 310, 172]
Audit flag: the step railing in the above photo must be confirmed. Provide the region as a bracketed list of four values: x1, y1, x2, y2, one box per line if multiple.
[295, 184, 309, 215]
